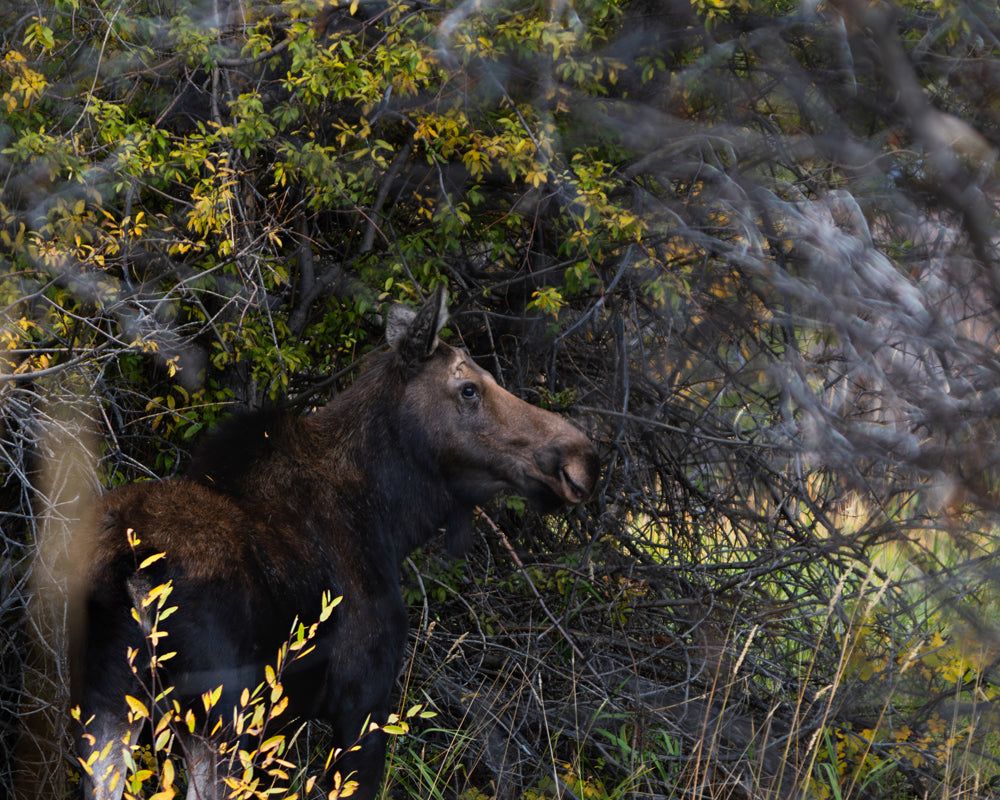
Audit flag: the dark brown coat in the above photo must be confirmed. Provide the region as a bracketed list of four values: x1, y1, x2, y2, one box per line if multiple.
[72, 287, 599, 800]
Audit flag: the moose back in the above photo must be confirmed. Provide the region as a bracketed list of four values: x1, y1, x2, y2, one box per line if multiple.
[71, 287, 599, 800]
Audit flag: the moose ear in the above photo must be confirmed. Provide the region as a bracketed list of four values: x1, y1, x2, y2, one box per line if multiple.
[386, 285, 449, 362]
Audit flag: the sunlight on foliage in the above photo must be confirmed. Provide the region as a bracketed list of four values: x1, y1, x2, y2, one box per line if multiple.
[71, 532, 434, 800]
[5, 0, 1000, 797]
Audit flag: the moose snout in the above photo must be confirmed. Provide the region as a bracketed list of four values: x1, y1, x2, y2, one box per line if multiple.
[534, 436, 600, 505]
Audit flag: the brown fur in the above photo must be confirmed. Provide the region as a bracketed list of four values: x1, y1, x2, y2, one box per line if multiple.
[71, 288, 599, 800]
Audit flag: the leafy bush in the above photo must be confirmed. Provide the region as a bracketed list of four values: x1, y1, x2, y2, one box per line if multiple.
[73, 532, 437, 799]
[5, 0, 1000, 798]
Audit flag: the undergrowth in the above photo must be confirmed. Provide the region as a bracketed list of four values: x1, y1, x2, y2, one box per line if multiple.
[52, 509, 1000, 800]
[388, 514, 1000, 800]
[72, 531, 432, 800]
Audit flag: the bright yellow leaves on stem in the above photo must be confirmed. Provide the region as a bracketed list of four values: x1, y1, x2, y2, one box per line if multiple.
[186, 178, 235, 255]
[412, 109, 548, 185]
[75, 530, 362, 799]
[1, 17, 53, 110]
[1, 50, 47, 112]
[528, 286, 566, 317]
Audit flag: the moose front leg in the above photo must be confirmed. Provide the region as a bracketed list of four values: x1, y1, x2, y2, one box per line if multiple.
[325, 712, 390, 800]
[180, 734, 223, 800]
[79, 713, 143, 800]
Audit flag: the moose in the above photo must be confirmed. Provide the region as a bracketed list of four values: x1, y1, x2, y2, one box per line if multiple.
[71, 286, 599, 800]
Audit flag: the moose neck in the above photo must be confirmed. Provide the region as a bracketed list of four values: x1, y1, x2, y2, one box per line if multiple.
[308, 353, 458, 567]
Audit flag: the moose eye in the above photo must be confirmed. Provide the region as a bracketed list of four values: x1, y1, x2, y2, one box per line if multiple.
[460, 383, 479, 401]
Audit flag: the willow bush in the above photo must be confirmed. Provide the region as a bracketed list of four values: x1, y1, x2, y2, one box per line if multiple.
[3, 0, 1000, 797]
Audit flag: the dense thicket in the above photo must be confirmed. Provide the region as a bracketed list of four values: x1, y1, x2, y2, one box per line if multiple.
[4, 0, 1000, 798]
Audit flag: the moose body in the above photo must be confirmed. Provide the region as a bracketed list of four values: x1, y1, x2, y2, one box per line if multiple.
[72, 288, 599, 800]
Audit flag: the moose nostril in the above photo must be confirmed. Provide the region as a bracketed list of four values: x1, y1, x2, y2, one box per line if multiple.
[534, 444, 562, 475]
[537, 438, 599, 503]
[561, 467, 587, 502]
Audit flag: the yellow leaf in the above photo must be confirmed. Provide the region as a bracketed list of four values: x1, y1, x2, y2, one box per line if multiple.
[154, 727, 172, 751]
[268, 695, 289, 721]
[125, 695, 148, 719]
[161, 758, 175, 787]
[154, 712, 173, 736]
[141, 582, 172, 609]
[139, 552, 166, 570]
[203, 685, 222, 713]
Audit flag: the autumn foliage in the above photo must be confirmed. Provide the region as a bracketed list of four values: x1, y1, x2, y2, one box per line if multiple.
[4, 0, 1000, 798]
